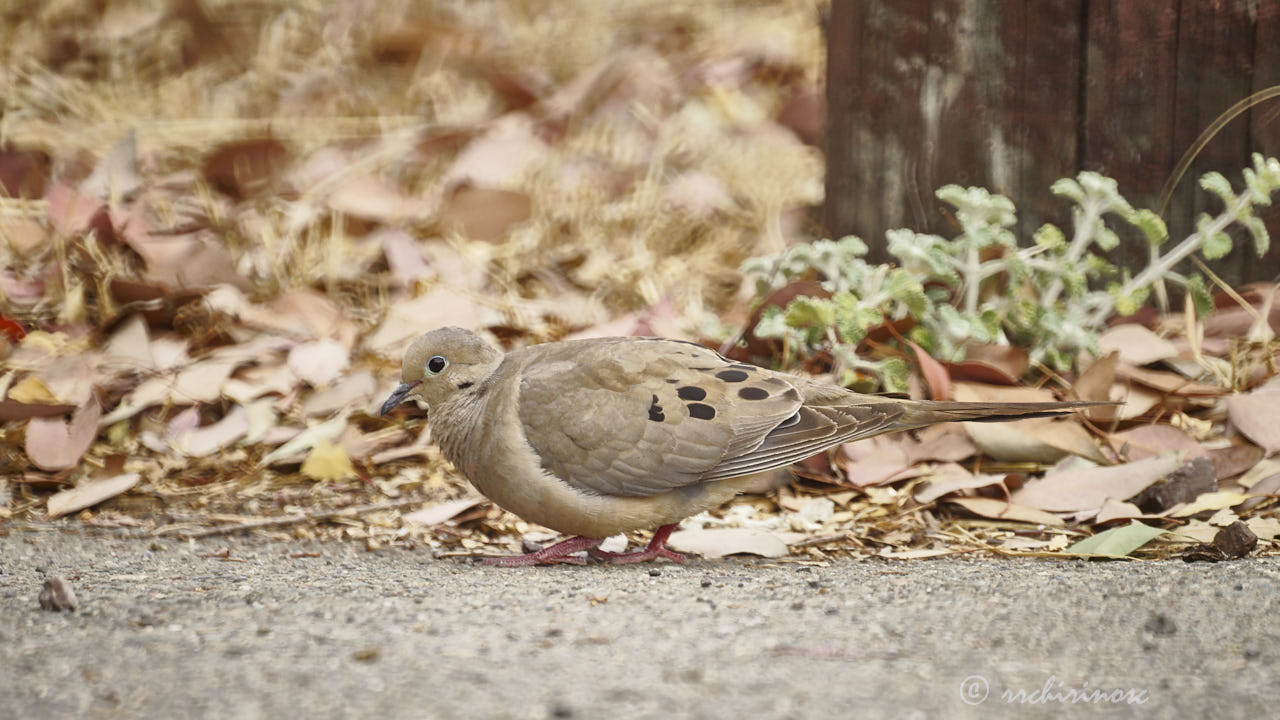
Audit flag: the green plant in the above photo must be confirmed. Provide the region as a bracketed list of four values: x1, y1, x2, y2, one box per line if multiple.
[743, 153, 1280, 384]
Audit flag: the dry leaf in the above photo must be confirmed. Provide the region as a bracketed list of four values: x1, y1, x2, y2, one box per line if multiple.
[366, 287, 503, 356]
[1246, 517, 1280, 541]
[177, 405, 251, 457]
[1109, 383, 1163, 420]
[906, 339, 949, 400]
[45, 183, 114, 241]
[1064, 521, 1167, 557]
[332, 172, 439, 223]
[0, 146, 50, 198]
[120, 216, 244, 291]
[172, 359, 239, 404]
[1, 217, 49, 258]
[302, 370, 377, 417]
[953, 381, 1059, 404]
[667, 528, 789, 558]
[25, 397, 101, 471]
[223, 362, 298, 405]
[378, 229, 433, 285]
[80, 131, 142, 204]
[47, 473, 140, 518]
[1172, 521, 1220, 543]
[442, 115, 549, 190]
[1011, 453, 1183, 512]
[7, 375, 59, 406]
[963, 418, 1100, 465]
[913, 466, 1005, 504]
[99, 375, 173, 424]
[663, 171, 734, 216]
[1206, 443, 1266, 481]
[301, 439, 356, 481]
[402, 497, 487, 526]
[946, 497, 1063, 526]
[1111, 424, 1207, 462]
[101, 314, 154, 370]
[1227, 389, 1280, 455]
[1099, 324, 1177, 366]
[1171, 491, 1253, 518]
[287, 339, 350, 387]
[1075, 351, 1119, 422]
[202, 138, 290, 200]
[1094, 499, 1153, 524]
[438, 186, 532, 243]
[260, 414, 348, 466]
[955, 344, 1029, 382]
[1117, 364, 1223, 397]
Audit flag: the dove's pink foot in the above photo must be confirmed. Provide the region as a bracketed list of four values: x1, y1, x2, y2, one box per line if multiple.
[588, 524, 686, 565]
[486, 535, 603, 566]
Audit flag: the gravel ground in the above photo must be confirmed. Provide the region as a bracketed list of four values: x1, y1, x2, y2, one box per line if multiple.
[2, 529, 1277, 719]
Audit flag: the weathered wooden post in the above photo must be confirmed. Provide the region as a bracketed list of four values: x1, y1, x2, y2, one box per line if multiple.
[824, 0, 1280, 284]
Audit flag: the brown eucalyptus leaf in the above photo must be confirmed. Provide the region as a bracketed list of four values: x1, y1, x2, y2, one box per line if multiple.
[25, 397, 101, 471]
[1227, 389, 1280, 455]
[667, 528, 790, 559]
[946, 497, 1063, 526]
[47, 473, 140, 518]
[1011, 453, 1183, 512]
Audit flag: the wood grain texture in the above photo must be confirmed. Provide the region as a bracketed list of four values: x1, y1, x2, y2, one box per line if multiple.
[825, 0, 1280, 283]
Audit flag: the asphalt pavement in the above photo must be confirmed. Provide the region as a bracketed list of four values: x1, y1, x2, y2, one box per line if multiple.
[2, 530, 1276, 719]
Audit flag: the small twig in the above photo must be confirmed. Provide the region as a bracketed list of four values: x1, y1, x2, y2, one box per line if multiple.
[162, 498, 425, 539]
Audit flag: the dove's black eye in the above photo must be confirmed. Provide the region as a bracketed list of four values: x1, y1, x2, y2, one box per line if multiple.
[426, 355, 448, 374]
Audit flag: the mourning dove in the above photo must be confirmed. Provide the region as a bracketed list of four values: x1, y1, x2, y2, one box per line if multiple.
[382, 327, 1102, 566]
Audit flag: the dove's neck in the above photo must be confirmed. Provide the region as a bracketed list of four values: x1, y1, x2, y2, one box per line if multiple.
[431, 389, 490, 478]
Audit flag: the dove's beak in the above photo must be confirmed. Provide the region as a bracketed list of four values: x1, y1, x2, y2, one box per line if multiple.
[380, 381, 419, 416]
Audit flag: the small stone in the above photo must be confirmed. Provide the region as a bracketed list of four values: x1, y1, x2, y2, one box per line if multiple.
[1212, 521, 1257, 559]
[352, 646, 380, 662]
[38, 577, 77, 612]
[648, 568, 661, 577]
[1144, 613, 1176, 637]
[700, 577, 712, 587]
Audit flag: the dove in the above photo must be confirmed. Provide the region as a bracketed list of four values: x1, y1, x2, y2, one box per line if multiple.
[381, 327, 1103, 566]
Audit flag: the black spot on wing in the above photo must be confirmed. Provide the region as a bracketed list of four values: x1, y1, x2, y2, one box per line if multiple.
[687, 403, 716, 420]
[648, 394, 665, 422]
[738, 386, 769, 400]
[677, 386, 707, 401]
[715, 369, 749, 382]
[456, 381, 474, 390]
[665, 378, 679, 384]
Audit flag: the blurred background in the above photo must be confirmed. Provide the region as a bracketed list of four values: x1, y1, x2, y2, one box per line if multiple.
[2, 1, 1278, 556]
[0, 0, 830, 544]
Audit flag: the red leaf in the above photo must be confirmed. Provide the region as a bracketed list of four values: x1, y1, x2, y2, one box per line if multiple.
[25, 397, 102, 471]
[0, 314, 25, 342]
[905, 339, 950, 400]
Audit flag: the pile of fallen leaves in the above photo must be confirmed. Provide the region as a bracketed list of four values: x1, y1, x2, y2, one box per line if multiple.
[2, 0, 1279, 562]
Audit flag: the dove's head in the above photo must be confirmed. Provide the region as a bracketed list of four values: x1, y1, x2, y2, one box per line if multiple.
[380, 327, 503, 415]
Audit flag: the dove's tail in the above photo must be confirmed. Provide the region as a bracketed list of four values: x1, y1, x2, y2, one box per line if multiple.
[896, 399, 1111, 429]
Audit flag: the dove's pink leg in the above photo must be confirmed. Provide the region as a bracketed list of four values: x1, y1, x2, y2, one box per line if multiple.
[485, 535, 603, 566]
[588, 524, 686, 564]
